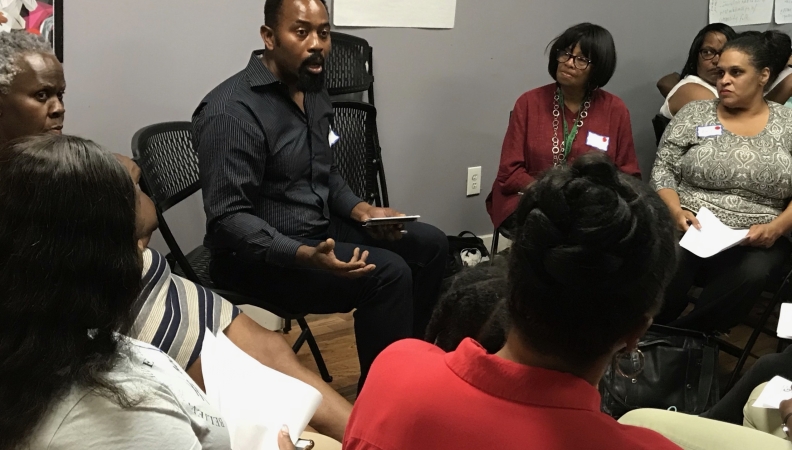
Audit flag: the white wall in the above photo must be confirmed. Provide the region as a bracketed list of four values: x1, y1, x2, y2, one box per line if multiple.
[64, 0, 714, 254]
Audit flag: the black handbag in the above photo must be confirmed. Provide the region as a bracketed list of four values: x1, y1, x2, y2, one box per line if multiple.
[599, 324, 720, 419]
[444, 231, 490, 278]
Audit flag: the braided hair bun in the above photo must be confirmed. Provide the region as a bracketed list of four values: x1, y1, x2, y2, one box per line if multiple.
[508, 152, 677, 365]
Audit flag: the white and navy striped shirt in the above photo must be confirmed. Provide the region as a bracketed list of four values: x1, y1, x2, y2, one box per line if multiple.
[193, 50, 362, 266]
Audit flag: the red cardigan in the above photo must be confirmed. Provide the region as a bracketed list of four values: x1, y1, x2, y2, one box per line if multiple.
[486, 83, 641, 229]
[344, 339, 682, 450]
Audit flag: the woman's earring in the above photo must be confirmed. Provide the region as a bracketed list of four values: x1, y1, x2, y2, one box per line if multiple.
[613, 349, 645, 380]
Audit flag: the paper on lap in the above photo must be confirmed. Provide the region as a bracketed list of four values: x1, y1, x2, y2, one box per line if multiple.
[201, 329, 323, 450]
[679, 207, 749, 258]
[752, 376, 792, 409]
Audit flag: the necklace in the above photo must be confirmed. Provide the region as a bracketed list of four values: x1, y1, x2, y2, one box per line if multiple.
[551, 88, 591, 166]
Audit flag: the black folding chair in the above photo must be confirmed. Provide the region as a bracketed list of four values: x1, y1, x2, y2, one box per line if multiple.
[652, 114, 671, 146]
[327, 32, 375, 105]
[718, 263, 792, 391]
[131, 121, 332, 382]
[331, 101, 389, 207]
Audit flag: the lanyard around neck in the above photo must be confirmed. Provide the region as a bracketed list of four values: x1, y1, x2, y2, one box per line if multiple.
[559, 89, 583, 159]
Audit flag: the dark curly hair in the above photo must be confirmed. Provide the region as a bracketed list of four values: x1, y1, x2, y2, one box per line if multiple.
[0, 134, 142, 449]
[508, 152, 677, 367]
[426, 260, 509, 353]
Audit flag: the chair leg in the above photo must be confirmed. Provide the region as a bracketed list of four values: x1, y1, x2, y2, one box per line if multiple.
[292, 326, 309, 353]
[297, 318, 333, 382]
[490, 229, 500, 263]
[726, 288, 787, 391]
[283, 318, 292, 334]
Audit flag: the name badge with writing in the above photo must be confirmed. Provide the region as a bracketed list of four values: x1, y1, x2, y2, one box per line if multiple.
[697, 125, 723, 138]
[329, 128, 340, 146]
[586, 131, 610, 152]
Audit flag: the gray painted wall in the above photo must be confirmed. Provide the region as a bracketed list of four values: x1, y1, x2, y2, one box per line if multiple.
[64, 0, 715, 253]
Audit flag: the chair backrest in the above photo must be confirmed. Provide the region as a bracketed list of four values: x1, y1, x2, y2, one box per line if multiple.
[332, 101, 389, 207]
[327, 31, 375, 104]
[652, 114, 672, 146]
[131, 121, 200, 213]
[131, 121, 202, 283]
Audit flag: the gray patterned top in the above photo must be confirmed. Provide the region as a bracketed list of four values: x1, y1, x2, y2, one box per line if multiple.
[651, 100, 792, 228]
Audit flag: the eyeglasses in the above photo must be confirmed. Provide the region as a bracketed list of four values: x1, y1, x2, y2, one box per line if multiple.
[557, 50, 592, 70]
[699, 48, 721, 61]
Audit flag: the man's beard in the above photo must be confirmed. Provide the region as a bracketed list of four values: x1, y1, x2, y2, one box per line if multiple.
[296, 53, 326, 92]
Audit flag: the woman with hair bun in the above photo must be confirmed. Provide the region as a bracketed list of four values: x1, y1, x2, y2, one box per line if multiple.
[344, 152, 681, 450]
[652, 31, 792, 333]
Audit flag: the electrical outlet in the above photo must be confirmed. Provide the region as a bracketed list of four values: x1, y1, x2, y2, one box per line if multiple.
[467, 166, 482, 196]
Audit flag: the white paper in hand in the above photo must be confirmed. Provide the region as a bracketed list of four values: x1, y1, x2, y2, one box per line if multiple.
[752, 376, 792, 409]
[678, 207, 748, 258]
[200, 330, 323, 450]
[777, 304, 792, 339]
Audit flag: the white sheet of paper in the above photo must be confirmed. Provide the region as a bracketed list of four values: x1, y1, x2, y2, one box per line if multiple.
[709, 0, 773, 26]
[201, 330, 323, 450]
[333, 0, 457, 29]
[678, 207, 749, 258]
[778, 303, 792, 339]
[777, 0, 792, 24]
[752, 376, 792, 409]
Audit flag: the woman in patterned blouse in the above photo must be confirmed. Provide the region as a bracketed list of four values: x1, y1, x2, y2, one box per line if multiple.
[651, 31, 792, 333]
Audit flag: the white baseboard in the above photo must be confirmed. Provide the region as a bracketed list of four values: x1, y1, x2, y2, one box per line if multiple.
[480, 233, 512, 254]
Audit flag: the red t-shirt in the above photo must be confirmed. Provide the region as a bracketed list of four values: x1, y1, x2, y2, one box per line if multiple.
[486, 83, 641, 229]
[344, 339, 681, 450]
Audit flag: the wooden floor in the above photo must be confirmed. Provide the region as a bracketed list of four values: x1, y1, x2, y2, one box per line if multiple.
[284, 297, 785, 405]
[283, 312, 361, 403]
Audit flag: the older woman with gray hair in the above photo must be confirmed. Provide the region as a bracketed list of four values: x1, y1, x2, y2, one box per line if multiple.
[0, 30, 63, 145]
[0, 30, 349, 445]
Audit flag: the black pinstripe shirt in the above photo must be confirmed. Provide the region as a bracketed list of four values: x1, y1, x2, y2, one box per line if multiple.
[193, 51, 363, 266]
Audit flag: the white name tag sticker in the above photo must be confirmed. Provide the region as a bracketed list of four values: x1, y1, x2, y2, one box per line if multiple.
[697, 125, 723, 138]
[329, 129, 340, 146]
[586, 131, 610, 152]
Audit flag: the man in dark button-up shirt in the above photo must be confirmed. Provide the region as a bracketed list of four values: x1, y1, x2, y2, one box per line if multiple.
[193, 0, 447, 391]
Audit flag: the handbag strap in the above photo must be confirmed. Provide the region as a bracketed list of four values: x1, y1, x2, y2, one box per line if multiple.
[693, 345, 717, 414]
[457, 231, 479, 239]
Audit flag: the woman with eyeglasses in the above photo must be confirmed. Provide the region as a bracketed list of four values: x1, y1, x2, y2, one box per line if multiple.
[658, 24, 737, 119]
[486, 23, 640, 236]
[652, 31, 792, 333]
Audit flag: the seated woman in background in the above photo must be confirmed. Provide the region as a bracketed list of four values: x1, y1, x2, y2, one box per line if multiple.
[658, 27, 792, 118]
[0, 30, 350, 441]
[704, 345, 792, 439]
[652, 32, 792, 333]
[345, 153, 681, 450]
[752, 32, 792, 105]
[424, 260, 509, 353]
[486, 23, 640, 236]
[658, 23, 736, 119]
[0, 134, 295, 449]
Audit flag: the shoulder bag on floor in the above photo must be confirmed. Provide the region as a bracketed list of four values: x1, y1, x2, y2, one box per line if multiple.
[599, 324, 720, 419]
[444, 231, 490, 278]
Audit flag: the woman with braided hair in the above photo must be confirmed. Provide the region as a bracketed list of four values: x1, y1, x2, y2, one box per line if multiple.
[343, 152, 682, 450]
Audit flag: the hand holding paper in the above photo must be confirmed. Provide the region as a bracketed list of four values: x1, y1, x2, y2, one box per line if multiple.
[678, 208, 748, 258]
[752, 376, 792, 409]
[201, 330, 323, 450]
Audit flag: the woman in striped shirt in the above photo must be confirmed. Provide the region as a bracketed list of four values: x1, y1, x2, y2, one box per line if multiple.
[0, 30, 349, 442]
